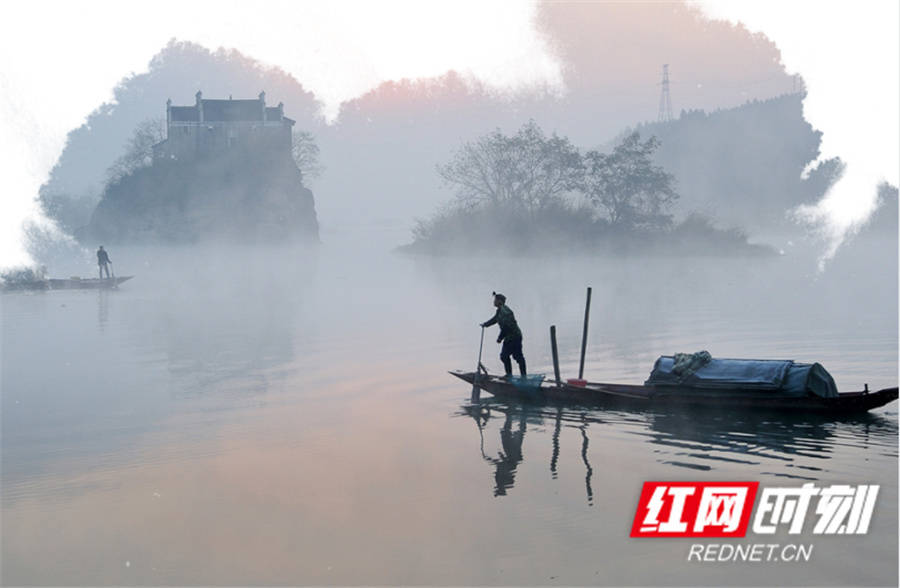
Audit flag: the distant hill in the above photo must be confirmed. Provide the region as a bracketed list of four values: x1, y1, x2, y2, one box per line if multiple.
[867, 183, 899, 235]
[633, 93, 839, 231]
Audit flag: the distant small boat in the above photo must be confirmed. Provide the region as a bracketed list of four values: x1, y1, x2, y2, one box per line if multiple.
[451, 356, 899, 414]
[2, 276, 133, 291]
[48, 276, 133, 290]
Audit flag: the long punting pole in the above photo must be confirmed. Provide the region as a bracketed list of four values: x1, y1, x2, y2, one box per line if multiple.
[578, 287, 592, 380]
[472, 326, 486, 401]
[550, 325, 561, 386]
[474, 326, 486, 380]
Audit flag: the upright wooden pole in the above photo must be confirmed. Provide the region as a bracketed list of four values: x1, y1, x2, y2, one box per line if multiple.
[550, 325, 561, 386]
[578, 287, 592, 380]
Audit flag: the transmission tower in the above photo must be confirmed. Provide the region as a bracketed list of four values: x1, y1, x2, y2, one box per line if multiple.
[658, 64, 673, 123]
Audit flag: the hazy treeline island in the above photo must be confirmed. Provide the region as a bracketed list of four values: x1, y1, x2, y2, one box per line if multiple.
[404, 122, 769, 256]
[30, 26, 898, 263]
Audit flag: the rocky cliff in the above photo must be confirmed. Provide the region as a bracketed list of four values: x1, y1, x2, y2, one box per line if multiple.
[78, 150, 319, 244]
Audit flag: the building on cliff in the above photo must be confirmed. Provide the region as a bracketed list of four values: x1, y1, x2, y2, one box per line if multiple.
[80, 90, 319, 244]
[153, 91, 294, 161]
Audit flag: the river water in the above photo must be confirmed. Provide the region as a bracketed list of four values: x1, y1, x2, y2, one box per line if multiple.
[2, 232, 897, 585]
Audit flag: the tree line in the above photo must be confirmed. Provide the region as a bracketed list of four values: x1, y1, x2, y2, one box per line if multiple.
[437, 120, 678, 229]
[434, 120, 677, 232]
[407, 120, 770, 256]
[407, 121, 701, 255]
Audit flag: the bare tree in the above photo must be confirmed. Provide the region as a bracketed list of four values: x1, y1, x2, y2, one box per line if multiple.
[291, 129, 323, 180]
[437, 120, 582, 214]
[581, 132, 678, 229]
[105, 118, 166, 185]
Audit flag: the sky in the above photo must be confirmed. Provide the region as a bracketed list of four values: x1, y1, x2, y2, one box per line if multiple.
[1, 0, 897, 269]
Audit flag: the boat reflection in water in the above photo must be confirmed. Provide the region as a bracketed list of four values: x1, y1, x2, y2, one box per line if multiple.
[459, 401, 599, 503]
[456, 398, 898, 501]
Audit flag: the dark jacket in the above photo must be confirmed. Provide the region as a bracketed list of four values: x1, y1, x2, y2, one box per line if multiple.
[483, 304, 522, 342]
[97, 249, 110, 265]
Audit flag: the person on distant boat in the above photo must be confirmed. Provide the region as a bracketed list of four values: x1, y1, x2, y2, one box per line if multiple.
[97, 246, 111, 279]
[481, 292, 527, 378]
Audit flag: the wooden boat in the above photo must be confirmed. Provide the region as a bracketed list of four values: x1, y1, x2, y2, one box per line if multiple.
[459, 289, 897, 414]
[449, 370, 899, 414]
[48, 276, 133, 290]
[2, 276, 133, 291]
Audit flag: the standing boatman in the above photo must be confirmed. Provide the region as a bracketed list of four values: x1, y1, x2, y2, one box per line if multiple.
[97, 246, 112, 279]
[481, 292, 527, 378]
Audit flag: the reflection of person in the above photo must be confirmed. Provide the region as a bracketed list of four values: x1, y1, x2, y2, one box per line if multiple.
[490, 409, 527, 496]
[480, 292, 526, 377]
[97, 246, 111, 279]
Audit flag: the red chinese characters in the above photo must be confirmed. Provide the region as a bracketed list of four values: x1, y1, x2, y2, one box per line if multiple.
[631, 482, 759, 538]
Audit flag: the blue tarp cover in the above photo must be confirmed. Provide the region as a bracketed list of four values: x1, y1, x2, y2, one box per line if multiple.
[646, 357, 792, 390]
[645, 356, 839, 398]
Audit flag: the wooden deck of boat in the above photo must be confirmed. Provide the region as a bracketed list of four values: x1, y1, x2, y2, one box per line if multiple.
[450, 370, 899, 414]
[4, 276, 133, 291]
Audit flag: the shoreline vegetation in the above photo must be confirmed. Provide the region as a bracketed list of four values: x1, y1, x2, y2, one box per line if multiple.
[400, 122, 775, 257]
[398, 209, 774, 257]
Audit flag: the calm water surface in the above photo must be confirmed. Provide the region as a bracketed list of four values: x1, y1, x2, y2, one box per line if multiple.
[2, 235, 897, 585]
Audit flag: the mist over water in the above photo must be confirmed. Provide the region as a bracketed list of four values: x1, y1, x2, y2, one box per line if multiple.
[2, 234, 896, 585]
